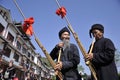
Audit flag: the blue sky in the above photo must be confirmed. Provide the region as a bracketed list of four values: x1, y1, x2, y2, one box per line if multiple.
[1, 0, 120, 75]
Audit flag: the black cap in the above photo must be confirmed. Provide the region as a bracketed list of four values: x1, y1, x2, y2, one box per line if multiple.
[59, 27, 70, 39]
[89, 24, 104, 38]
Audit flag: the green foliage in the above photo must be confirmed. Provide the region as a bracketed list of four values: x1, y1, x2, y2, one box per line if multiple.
[40, 57, 52, 67]
[115, 50, 120, 62]
[78, 64, 84, 72]
[115, 50, 120, 70]
[118, 73, 120, 80]
[51, 75, 56, 80]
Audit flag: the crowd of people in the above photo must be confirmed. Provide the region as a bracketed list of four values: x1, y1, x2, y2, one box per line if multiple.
[0, 51, 37, 80]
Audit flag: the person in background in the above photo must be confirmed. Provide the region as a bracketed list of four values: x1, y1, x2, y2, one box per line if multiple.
[0, 60, 3, 80]
[50, 27, 80, 80]
[4, 60, 16, 80]
[0, 50, 4, 80]
[0, 49, 4, 63]
[86, 24, 119, 80]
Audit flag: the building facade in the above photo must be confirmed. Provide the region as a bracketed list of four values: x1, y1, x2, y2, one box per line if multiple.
[0, 5, 52, 80]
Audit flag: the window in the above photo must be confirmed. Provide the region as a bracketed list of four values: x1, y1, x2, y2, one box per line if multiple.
[13, 53, 19, 62]
[0, 10, 8, 21]
[22, 47, 27, 54]
[3, 47, 11, 57]
[0, 10, 4, 16]
[20, 56, 24, 66]
[0, 10, 2, 14]
[31, 56, 34, 61]
[7, 32, 14, 43]
[28, 52, 31, 58]
[4, 15, 8, 21]
[0, 23, 4, 34]
[16, 41, 21, 50]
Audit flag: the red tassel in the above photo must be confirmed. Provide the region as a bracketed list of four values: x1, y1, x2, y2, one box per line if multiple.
[56, 6, 67, 18]
[23, 17, 34, 36]
[24, 17, 34, 24]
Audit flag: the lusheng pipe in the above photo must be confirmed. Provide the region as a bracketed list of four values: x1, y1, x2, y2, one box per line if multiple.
[54, 0, 97, 80]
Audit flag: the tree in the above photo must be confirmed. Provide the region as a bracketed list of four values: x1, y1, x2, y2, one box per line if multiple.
[115, 49, 120, 73]
[115, 50, 120, 66]
[78, 64, 84, 73]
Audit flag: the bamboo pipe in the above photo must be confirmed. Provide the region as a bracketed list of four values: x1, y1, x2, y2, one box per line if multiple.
[86, 37, 95, 65]
[55, 48, 62, 75]
[54, 0, 97, 80]
[13, 0, 63, 79]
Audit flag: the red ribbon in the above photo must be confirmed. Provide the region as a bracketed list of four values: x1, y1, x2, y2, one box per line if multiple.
[56, 6, 67, 18]
[23, 17, 34, 36]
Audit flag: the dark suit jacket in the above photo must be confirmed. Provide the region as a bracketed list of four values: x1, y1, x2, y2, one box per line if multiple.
[90, 37, 119, 80]
[50, 43, 80, 80]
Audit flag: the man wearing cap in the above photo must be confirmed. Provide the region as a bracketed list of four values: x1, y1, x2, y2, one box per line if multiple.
[50, 27, 80, 80]
[86, 24, 119, 80]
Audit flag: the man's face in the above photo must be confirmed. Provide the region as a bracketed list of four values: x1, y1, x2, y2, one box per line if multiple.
[61, 32, 70, 41]
[9, 62, 13, 67]
[92, 29, 103, 40]
[61, 32, 70, 49]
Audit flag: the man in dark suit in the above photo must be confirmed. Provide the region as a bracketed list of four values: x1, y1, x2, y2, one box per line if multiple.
[50, 27, 80, 80]
[86, 24, 119, 80]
